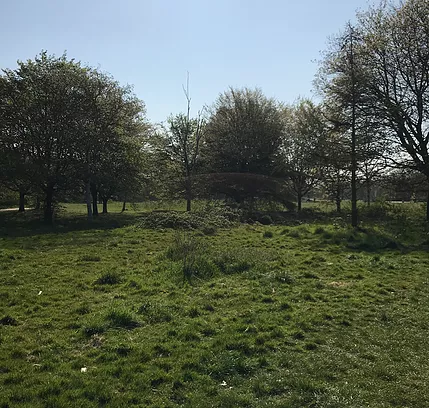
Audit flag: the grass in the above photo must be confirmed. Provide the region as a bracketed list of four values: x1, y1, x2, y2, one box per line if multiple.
[0, 202, 429, 406]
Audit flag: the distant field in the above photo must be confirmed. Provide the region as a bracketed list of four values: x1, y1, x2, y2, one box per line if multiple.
[0, 203, 428, 407]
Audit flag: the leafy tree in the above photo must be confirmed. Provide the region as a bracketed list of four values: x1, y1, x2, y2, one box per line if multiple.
[0, 52, 91, 223]
[203, 87, 284, 175]
[277, 99, 325, 212]
[318, 126, 351, 212]
[78, 70, 148, 217]
[0, 52, 148, 222]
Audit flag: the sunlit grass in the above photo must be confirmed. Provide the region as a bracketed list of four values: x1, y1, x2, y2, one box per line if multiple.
[0, 202, 428, 407]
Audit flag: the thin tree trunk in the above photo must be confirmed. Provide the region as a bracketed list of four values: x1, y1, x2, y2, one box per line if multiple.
[350, 27, 358, 228]
[336, 188, 341, 213]
[426, 188, 429, 222]
[121, 201, 126, 212]
[18, 191, 25, 212]
[297, 193, 302, 212]
[185, 175, 191, 212]
[102, 198, 108, 214]
[44, 186, 54, 225]
[35, 195, 41, 210]
[91, 184, 98, 216]
[86, 180, 93, 221]
[366, 182, 371, 206]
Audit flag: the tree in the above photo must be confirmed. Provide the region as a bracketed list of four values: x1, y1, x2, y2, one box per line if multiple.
[0, 52, 91, 223]
[317, 23, 370, 227]
[77, 70, 148, 218]
[357, 0, 429, 218]
[318, 125, 351, 213]
[0, 52, 148, 223]
[277, 99, 325, 212]
[203, 87, 284, 176]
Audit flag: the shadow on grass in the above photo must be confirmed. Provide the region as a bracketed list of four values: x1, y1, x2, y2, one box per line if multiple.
[0, 209, 141, 238]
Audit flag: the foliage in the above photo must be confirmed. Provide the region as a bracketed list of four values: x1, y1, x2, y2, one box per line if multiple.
[137, 205, 241, 231]
[0, 52, 148, 223]
[202, 87, 284, 175]
[277, 99, 325, 211]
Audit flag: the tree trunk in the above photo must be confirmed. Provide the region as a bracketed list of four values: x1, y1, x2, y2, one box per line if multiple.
[102, 198, 108, 214]
[121, 201, 126, 212]
[18, 191, 25, 212]
[426, 188, 429, 222]
[44, 186, 54, 225]
[185, 176, 191, 212]
[350, 25, 358, 228]
[366, 182, 371, 207]
[297, 193, 302, 212]
[86, 180, 93, 221]
[335, 188, 341, 213]
[91, 184, 98, 216]
[35, 195, 41, 210]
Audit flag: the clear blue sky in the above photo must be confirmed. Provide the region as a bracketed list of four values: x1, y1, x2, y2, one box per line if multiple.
[0, 0, 372, 124]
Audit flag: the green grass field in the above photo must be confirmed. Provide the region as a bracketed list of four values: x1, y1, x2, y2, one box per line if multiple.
[1, 202, 429, 407]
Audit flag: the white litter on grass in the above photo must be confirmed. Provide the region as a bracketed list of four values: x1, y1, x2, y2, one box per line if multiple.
[81, 367, 87, 373]
[38, 291, 42, 295]
[220, 381, 227, 386]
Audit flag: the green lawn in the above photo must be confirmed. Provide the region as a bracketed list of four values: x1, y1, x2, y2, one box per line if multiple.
[0, 204, 428, 407]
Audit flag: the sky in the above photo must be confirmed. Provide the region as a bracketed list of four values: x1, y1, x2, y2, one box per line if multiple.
[0, 0, 373, 124]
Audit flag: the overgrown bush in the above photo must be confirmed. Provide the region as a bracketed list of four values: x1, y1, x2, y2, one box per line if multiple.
[137, 206, 241, 231]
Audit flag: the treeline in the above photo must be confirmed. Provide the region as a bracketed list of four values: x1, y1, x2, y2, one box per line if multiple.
[1, 0, 428, 224]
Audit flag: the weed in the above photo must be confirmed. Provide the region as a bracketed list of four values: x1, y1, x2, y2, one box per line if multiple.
[263, 230, 273, 238]
[95, 271, 122, 285]
[106, 307, 140, 329]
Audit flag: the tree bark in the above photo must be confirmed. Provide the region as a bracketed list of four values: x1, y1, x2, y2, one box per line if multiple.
[18, 191, 25, 212]
[426, 188, 429, 222]
[335, 188, 341, 213]
[91, 184, 98, 216]
[86, 180, 93, 221]
[366, 182, 371, 207]
[350, 27, 358, 228]
[102, 198, 108, 214]
[297, 193, 302, 212]
[185, 176, 191, 212]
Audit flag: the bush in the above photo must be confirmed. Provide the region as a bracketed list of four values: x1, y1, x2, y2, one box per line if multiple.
[137, 206, 241, 232]
[260, 215, 273, 225]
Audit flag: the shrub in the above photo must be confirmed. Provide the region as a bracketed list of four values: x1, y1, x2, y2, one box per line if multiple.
[137, 206, 240, 232]
[263, 230, 273, 238]
[260, 215, 273, 225]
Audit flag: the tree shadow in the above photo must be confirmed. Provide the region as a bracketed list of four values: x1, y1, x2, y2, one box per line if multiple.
[0, 209, 141, 238]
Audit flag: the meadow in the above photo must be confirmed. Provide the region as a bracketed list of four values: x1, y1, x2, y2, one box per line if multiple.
[0, 201, 428, 407]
